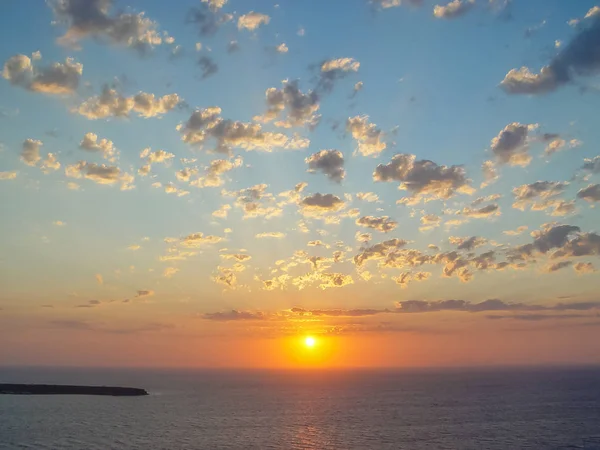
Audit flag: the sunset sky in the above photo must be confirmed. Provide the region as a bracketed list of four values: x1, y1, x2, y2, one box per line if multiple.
[1, 0, 600, 368]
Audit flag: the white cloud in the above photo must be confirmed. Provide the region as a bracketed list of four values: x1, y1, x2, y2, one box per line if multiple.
[80, 133, 117, 161]
[347, 116, 386, 157]
[76, 87, 181, 120]
[21, 139, 43, 166]
[3, 54, 82, 95]
[237, 12, 270, 31]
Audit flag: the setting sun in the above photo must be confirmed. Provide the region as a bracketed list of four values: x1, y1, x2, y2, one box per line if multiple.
[304, 336, 316, 348]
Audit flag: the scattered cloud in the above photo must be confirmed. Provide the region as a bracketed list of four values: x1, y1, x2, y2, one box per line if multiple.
[490, 123, 537, 167]
[300, 193, 345, 217]
[65, 161, 134, 190]
[177, 107, 309, 153]
[356, 192, 379, 202]
[577, 184, 600, 203]
[255, 80, 320, 129]
[3, 54, 82, 95]
[433, 0, 475, 19]
[0, 171, 17, 180]
[256, 231, 286, 239]
[500, 16, 600, 95]
[356, 216, 398, 233]
[504, 226, 528, 236]
[306, 149, 345, 182]
[50, 0, 170, 53]
[198, 56, 218, 79]
[180, 232, 223, 248]
[163, 267, 179, 278]
[574, 262, 596, 274]
[582, 156, 600, 174]
[346, 116, 386, 157]
[80, 133, 117, 161]
[212, 204, 231, 219]
[21, 139, 43, 166]
[76, 86, 181, 120]
[374, 153, 473, 205]
[237, 12, 270, 31]
[318, 57, 360, 92]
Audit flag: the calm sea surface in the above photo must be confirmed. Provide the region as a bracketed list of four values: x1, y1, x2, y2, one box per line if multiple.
[1, 366, 600, 449]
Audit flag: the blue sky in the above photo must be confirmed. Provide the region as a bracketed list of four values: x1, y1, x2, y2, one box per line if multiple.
[1, 0, 600, 367]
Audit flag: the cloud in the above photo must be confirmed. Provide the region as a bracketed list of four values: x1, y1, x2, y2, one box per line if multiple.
[374, 153, 472, 205]
[180, 232, 223, 248]
[41, 153, 61, 173]
[204, 310, 265, 321]
[356, 192, 379, 202]
[306, 149, 345, 182]
[212, 204, 231, 219]
[254, 80, 320, 129]
[192, 157, 242, 188]
[544, 137, 581, 156]
[0, 171, 17, 180]
[65, 161, 133, 190]
[507, 223, 581, 261]
[395, 298, 600, 314]
[346, 116, 386, 157]
[276, 43, 288, 53]
[490, 123, 537, 167]
[141, 148, 174, 165]
[213, 268, 237, 288]
[354, 238, 408, 267]
[95, 274, 103, 285]
[393, 271, 431, 288]
[577, 184, 600, 203]
[512, 181, 568, 211]
[318, 57, 360, 92]
[163, 267, 179, 278]
[177, 107, 309, 154]
[552, 231, 600, 259]
[223, 184, 282, 219]
[256, 231, 286, 239]
[187, 2, 232, 36]
[135, 289, 154, 297]
[237, 12, 270, 31]
[433, 0, 475, 19]
[461, 203, 501, 218]
[300, 193, 345, 217]
[543, 260, 572, 273]
[198, 56, 218, 79]
[449, 236, 487, 251]
[582, 156, 600, 174]
[481, 160, 498, 187]
[79, 132, 117, 161]
[76, 86, 181, 120]
[574, 262, 596, 274]
[50, 0, 170, 53]
[3, 54, 82, 95]
[504, 226, 528, 236]
[164, 183, 190, 197]
[227, 40, 240, 53]
[21, 139, 43, 166]
[419, 214, 441, 231]
[318, 273, 354, 289]
[500, 16, 600, 95]
[356, 216, 398, 233]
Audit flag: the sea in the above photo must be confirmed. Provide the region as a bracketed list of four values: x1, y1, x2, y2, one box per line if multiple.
[1, 366, 600, 449]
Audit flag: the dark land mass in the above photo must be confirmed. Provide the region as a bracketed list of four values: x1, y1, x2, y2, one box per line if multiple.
[0, 384, 148, 396]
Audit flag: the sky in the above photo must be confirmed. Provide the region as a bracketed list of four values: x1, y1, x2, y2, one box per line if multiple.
[1, 0, 600, 369]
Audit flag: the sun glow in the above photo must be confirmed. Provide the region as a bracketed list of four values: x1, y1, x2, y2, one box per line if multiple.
[304, 336, 316, 348]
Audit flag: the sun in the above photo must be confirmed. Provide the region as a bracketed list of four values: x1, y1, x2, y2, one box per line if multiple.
[304, 336, 316, 348]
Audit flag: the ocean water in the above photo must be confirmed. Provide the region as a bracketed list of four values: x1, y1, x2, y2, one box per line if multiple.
[1, 367, 600, 449]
